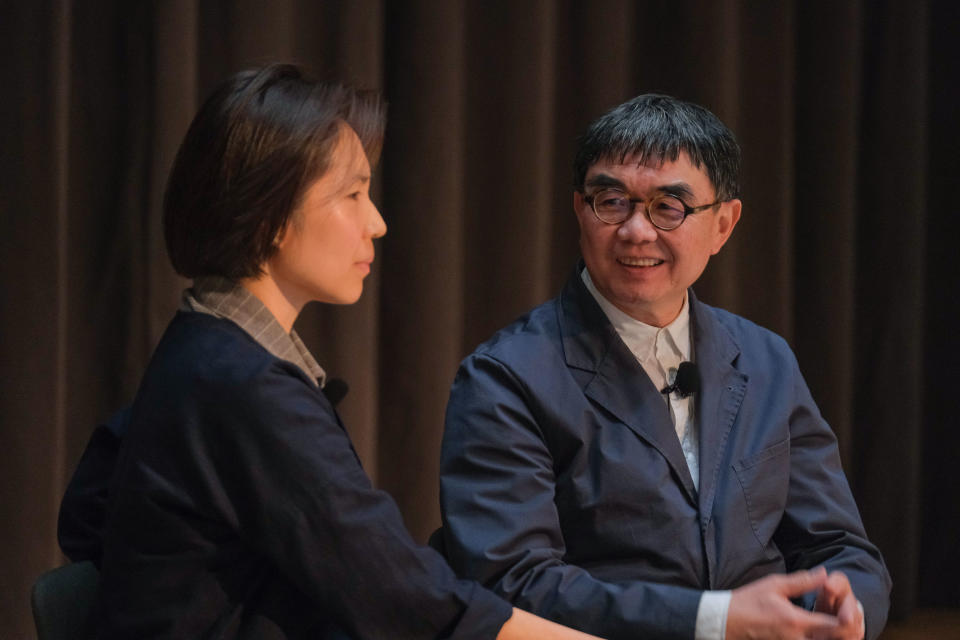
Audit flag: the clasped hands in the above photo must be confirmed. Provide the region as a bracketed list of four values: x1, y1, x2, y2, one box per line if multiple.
[726, 567, 865, 640]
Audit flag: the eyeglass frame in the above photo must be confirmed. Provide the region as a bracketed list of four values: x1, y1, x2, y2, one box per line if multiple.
[582, 187, 726, 231]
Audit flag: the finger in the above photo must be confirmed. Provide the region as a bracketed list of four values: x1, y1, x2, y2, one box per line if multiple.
[776, 566, 828, 598]
[823, 571, 853, 598]
[790, 607, 842, 636]
[814, 586, 835, 614]
[815, 572, 850, 614]
[835, 592, 859, 628]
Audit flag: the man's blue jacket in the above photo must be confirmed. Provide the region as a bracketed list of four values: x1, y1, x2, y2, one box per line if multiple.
[440, 266, 891, 640]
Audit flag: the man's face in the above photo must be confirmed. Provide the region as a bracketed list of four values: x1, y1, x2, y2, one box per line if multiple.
[574, 151, 741, 327]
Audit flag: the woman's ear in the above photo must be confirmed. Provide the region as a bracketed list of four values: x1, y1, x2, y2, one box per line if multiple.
[272, 223, 288, 248]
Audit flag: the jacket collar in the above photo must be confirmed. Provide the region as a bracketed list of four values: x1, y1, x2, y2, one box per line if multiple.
[558, 262, 747, 515]
[688, 290, 748, 526]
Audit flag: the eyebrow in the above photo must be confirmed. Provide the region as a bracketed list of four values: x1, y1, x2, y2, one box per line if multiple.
[340, 174, 370, 191]
[584, 174, 627, 190]
[585, 174, 697, 201]
[657, 182, 696, 200]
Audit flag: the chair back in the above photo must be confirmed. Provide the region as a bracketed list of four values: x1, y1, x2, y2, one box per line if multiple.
[31, 561, 98, 640]
[427, 526, 447, 557]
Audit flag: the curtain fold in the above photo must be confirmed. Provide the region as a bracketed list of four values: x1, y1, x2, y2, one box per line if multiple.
[793, 0, 862, 465]
[853, 0, 928, 618]
[379, 0, 468, 536]
[1, 1, 954, 635]
[920, 0, 960, 609]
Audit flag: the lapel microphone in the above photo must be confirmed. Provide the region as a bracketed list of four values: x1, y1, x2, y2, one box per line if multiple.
[660, 361, 700, 398]
[322, 377, 349, 407]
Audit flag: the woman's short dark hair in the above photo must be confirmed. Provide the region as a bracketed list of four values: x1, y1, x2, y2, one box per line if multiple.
[573, 94, 740, 201]
[164, 64, 386, 280]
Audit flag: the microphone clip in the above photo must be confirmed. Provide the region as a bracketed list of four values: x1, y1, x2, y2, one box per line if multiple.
[660, 361, 700, 398]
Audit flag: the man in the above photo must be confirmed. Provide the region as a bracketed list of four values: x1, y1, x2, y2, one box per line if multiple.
[439, 94, 891, 640]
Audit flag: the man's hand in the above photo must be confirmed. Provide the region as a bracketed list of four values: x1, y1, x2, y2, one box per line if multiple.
[726, 567, 842, 640]
[811, 570, 865, 640]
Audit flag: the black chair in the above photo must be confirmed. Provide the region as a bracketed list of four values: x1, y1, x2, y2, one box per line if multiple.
[31, 561, 98, 640]
[427, 526, 446, 557]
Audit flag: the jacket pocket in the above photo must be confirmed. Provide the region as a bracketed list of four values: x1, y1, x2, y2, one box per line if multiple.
[733, 437, 790, 548]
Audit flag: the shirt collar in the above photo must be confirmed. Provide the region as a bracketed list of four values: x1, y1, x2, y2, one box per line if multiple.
[180, 276, 326, 387]
[581, 268, 691, 364]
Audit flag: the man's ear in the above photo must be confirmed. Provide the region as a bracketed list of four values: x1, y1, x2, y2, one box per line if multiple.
[573, 190, 591, 221]
[710, 198, 741, 255]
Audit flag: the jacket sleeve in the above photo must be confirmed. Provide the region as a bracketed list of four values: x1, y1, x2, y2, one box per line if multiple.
[440, 354, 702, 640]
[57, 407, 130, 566]
[202, 361, 512, 640]
[773, 350, 892, 639]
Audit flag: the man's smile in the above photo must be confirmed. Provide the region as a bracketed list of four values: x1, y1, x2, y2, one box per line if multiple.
[617, 256, 665, 267]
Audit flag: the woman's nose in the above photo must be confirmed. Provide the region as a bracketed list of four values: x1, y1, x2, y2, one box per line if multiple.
[368, 202, 387, 238]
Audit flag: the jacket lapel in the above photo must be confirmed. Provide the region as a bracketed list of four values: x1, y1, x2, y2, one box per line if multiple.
[559, 267, 698, 504]
[689, 292, 748, 527]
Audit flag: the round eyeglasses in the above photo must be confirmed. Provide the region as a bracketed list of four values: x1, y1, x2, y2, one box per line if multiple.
[584, 188, 723, 230]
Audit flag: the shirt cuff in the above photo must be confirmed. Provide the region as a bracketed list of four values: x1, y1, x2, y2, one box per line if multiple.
[857, 599, 865, 638]
[695, 590, 732, 640]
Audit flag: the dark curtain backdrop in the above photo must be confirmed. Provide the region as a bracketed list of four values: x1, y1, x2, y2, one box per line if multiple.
[2, 0, 958, 636]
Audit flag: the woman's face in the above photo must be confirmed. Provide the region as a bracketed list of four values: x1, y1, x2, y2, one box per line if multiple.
[267, 126, 386, 309]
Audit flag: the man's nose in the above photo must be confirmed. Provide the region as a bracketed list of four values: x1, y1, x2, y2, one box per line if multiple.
[616, 204, 659, 242]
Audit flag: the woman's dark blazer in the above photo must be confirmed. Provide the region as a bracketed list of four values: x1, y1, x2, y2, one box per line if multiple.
[97, 311, 510, 639]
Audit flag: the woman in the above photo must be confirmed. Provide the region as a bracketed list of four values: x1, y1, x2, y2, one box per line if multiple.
[96, 64, 600, 639]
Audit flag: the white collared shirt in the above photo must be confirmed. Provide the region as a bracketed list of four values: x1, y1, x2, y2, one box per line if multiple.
[581, 268, 730, 640]
[581, 270, 700, 490]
